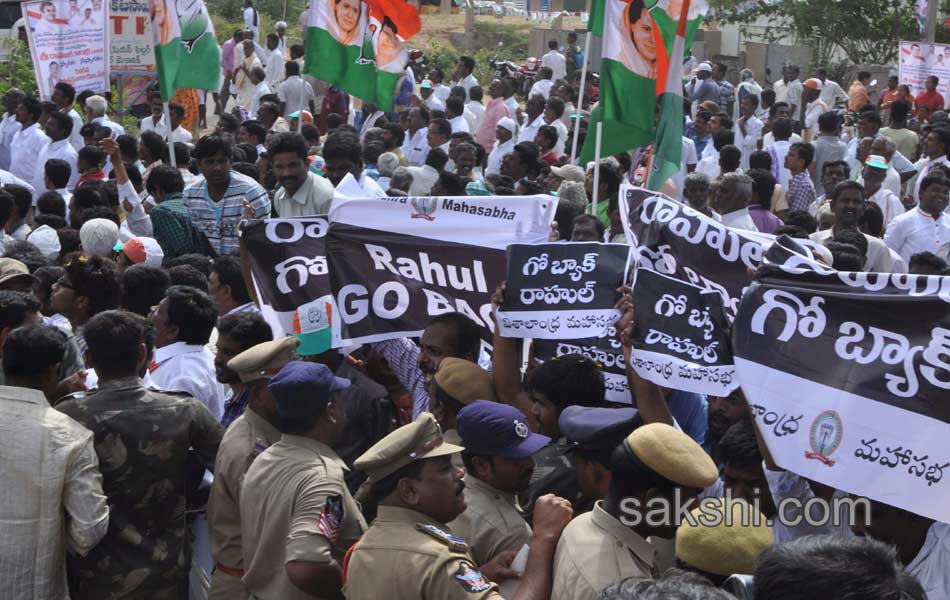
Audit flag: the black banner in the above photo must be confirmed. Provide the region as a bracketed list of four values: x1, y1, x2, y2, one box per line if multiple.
[733, 265, 950, 522]
[630, 269, 738, 395]
[533, 327, 630, 403]
[497, 243, 630, 339]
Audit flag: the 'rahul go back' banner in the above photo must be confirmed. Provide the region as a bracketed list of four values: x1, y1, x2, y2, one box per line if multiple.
[327, 194, 557, 346]
[733, 265, 950, 522]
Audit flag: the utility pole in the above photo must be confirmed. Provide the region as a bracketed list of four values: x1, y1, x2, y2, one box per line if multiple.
[924, 0, 939, 43]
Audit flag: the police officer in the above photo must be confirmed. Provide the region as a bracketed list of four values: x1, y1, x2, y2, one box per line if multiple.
[550, 423, 719, 600]
[558, 405, 639, 512]
[207, 336, 298, 599]
[430, 357, 497, 447]
[448, 400, 549, 565]
[240, 361, 366, 599]
[345, 412, 573, 600]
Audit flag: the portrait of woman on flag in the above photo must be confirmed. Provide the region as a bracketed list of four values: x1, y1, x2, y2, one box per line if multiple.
[372, 16, 405, 73]
[617, 0, 656, 78]
[150, 0, 174, 45]
[327, 0, 362, 45]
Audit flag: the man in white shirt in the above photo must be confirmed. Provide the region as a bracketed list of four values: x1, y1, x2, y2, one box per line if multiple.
[9, 96, 50, 187]
[426, 118, 452, 156]
[815, 67, 849, 109]
[247, 67, 272, 119]
[861, 155, 905, 228]
[400, 106, 430, 166]
[244, 0, 259, 43]
[466, 86, 486, 130]
[51, 82, 84, 151]
[139, 94, 169, 139]
[428, 68, 452, 103]
[270, 133, 335, 216]
[517, 94, 546, 144]
[275, 20, 288, 55]
[884, 174, 950, 264]
[811, 180, 894, 272]
[529, 67, 555, 99]
[445, 97, 471, 134]
[486, 117, 516, 176]
[263, 32, 285, 88]
[167, 103, 194, 146]
[420, 80, 445, 112]
[0, 89, 25, 171]
[715, 172, 759, 231]
[84, 95, 125, 136]
[765, 118, 795, 191]
[150, 286, 227, 420]
[323, 130, 387, 198]
[773, 65, 803, 117]
[0, 326, 109, 600]
[671, 135, 698, 201]
[277, 61, 314, 118]
[358, 102, 387, 143]
[541, 39, 567, 82]
[543, 97, 569, 156]
[450, 56, 479, 100]
[801, 79, 830, 143]
[911, 128, 950, 204]
[735, 94, 763, 170]
[407, 146, 448, 196]
[34, 112, 78, 199]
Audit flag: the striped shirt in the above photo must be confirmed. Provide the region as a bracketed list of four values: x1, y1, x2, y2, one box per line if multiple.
[183, 171, 270, 255]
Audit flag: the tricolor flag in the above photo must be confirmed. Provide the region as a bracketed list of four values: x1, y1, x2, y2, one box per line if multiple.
[305, 0, 421, 111]
[150, 0, 221, 102]
[580, 0, 706, 164]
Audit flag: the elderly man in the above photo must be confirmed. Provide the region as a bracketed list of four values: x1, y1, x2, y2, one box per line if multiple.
[712, 172, 759, 231]
[84, 94, 124, 136]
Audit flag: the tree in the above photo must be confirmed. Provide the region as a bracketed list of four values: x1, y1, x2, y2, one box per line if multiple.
[710, 0, 921, 65]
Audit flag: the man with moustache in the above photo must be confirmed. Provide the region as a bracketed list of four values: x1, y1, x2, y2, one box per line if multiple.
[213, 312, 274, 428]
[448, 401, 549, 565]
[703, 388, 750, 464]
[344, 413, 573, 599]
[269, 132, 334, 216]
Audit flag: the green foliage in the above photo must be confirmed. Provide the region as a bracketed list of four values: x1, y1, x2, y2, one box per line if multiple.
[206, 0, 308, 28]
[0, 41, 39, 97]
[710, 0, 919, 65]
[424, 25, 528, 87]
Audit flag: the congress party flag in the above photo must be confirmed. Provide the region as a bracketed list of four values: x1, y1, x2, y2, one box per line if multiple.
[580, 0, 707, 164]
[305, 0, 421, 111]
[150, 0, 221, 102]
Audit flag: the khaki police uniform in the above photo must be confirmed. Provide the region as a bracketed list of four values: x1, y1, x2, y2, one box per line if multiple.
[207, 337, 298, 599]
[551, 501, 658, 600]
[448, 474, 532, 565]
[345, 412, 508, 600]
[240, 435, 366, 599]
[208, 410, 281, 598]
[345, 506, 505, 600]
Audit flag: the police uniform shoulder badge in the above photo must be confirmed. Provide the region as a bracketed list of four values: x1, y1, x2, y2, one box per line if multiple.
[416, 523, 469, 553]
[454, 562, 492, 593]
[316, 495, 344, 543]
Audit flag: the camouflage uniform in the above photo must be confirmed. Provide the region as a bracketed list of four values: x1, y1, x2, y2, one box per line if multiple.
[57, 376, 223, 599]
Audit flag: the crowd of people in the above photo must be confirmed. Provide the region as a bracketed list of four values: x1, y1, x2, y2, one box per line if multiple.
[0, 12, 948, 600]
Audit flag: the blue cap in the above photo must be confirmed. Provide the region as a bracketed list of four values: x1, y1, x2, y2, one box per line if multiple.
[456, 400, 550, 459]
[267, 361, 351, 419]
[559, 406, 639, 451]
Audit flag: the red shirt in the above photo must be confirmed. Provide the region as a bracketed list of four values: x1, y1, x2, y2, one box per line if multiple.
[541, 151, 559, 165]
[916, 89, 945, 117]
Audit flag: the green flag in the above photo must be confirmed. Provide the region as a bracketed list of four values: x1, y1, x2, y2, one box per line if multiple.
[151, 0, 221, 102]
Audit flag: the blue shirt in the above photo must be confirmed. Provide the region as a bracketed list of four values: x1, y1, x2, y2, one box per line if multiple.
[182, 171, 270, 256]
[667, 390, 708, 447]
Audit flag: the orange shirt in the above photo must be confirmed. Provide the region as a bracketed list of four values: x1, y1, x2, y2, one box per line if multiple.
[848, 81, 870, 112]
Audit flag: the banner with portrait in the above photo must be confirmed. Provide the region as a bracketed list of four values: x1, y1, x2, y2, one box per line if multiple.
[899, 40, 950, 102]
[23, 0, 110, 100]
[733, 265, 950, 523]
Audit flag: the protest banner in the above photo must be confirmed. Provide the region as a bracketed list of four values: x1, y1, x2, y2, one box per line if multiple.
[23, 0, 110, 100]
[241, 217, 334, 354]
[496, 242, 630, 339]
[630, 269, 737, 396]
[899, 41, 950, 101]
[110, 0, 156, 72]
[327, 194, 557, 346]
[733, 265, 950, 522]
[533, 329, 630, 403]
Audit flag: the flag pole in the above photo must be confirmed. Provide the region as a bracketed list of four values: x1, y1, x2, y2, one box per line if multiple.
[163, 102, 177, 168]
[591, 120, 603, 216]
[569, 30, 592, 164]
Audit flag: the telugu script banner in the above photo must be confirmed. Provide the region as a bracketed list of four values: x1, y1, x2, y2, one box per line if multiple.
[899, 40, 950, 104]
[497, 242, 630, 340]
[327, 194, 557, 346]
[24, 0, 110, 100]
[110, 0, 156, 72]
[733, 265, 950, 522]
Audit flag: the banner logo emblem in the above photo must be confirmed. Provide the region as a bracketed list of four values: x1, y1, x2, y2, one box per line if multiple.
[410, 197, 438, 220]
[805, 410, 843, 467]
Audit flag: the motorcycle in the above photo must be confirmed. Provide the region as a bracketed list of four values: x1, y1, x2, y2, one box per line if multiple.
[517, 56, 540, 96]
